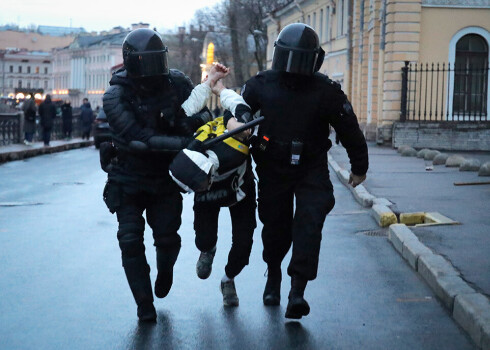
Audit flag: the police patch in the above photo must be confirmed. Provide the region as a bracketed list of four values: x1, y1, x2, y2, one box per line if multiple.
[342, 101, 355, 118]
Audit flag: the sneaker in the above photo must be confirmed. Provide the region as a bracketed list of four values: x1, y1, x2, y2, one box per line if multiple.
[196, 246, 216, 279]
[220, 280, 239, 307]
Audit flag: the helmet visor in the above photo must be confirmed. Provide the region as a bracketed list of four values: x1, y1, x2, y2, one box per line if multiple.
[126, 49, 169, 77]
[272, 45, 318, 76]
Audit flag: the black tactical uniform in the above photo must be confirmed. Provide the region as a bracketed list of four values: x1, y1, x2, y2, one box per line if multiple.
[102, 29, 212, 322]
[220, 23, 368, 319]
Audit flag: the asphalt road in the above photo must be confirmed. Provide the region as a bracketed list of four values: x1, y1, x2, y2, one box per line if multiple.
[0, 147, 475, 349]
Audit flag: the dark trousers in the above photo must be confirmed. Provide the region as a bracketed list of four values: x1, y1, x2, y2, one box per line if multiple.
[24, 132, 34, 142]
[256, 156, 335, 281]
[193, 176, 257, 279]
[42, 127, 52, 145]
[82, 131, 90, 140]
[109, 183, 183, 305]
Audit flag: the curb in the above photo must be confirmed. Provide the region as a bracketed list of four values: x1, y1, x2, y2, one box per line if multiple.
[0, 141, 94, 163]
[328, 151, 490, 349]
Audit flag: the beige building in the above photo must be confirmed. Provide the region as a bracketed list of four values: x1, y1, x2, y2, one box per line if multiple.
[51, 31, 128, 107]
[264, 0, 490, 143]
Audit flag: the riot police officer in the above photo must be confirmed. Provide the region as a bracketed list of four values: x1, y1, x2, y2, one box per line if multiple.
[102, 28, 213, 322]
[213, 23, 368, 319]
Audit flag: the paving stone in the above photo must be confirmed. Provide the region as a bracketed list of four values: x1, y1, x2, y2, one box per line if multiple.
[435, 275, 476, 311]
[388, 224, 417, 254]
[424, 150, 441, 160]
[418, 254, 459, 297]
[397, 145, 411, 153]
[402, 238, 433, 270]
[433, 153, 449, 165]
[446, 155, 465, 167]
[478, 162, 490, 177]
[454, 293, 490, 348]
[371, 205, 398, 227]
[417, 148, 431, 158]
[401, 147, 417, 157]
[460, 158, 481, 172]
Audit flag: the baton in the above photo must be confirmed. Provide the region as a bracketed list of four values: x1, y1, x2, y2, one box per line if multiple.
[201, 116, 265, 149]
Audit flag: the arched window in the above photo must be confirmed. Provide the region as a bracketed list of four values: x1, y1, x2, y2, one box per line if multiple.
[453, 34, 488, 116]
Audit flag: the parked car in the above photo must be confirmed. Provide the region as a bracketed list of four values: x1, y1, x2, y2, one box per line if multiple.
[93, 109, 111, 148]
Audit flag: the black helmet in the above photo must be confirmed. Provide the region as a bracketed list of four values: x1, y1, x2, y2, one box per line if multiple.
[122, 28, 169, 78]
[272, 23, 325, 76]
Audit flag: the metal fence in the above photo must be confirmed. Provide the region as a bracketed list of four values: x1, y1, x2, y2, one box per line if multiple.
[0, 112, 82, 146]
[401, 61, 489, 122]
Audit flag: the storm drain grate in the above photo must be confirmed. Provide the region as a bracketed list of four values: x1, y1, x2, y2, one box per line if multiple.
[356, 229, 387, 237]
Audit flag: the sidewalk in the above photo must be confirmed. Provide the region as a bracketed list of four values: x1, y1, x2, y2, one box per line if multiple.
[0, 138, 94, 163]
[329, 141, 490, 349]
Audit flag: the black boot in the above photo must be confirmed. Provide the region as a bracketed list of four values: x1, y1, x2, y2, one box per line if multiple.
[122, 256, 156, 322]
[285, 276, 310, 319]
[263, 266, 282, 306]
[154, 245, 180, 298]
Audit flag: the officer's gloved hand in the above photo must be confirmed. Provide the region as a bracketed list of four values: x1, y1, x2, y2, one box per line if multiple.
[348, 172, 366, 187]
[174, 117, 201, 136]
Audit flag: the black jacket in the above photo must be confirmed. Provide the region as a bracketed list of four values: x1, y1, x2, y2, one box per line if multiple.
[102, 69, 211, 192]
[39, 100, 56, 129]
[234, 70, 368, 176]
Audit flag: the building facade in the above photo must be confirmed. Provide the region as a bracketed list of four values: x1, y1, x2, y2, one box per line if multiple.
[265, 0, 490, 144]
[0, 50, 53, 99]
[51, 31, 128, 107]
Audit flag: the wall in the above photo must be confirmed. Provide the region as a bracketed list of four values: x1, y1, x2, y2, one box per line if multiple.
[419, 8, 490, 64]
[393, 122, 490, 150]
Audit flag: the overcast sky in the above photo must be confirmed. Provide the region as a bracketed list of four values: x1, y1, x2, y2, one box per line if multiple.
[0, 0, 222, 32]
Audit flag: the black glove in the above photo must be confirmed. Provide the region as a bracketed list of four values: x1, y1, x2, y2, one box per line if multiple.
[174, 117, 202, 136]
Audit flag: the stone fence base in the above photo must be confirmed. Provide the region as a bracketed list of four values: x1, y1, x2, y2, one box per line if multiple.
[392, 122, 490, 151]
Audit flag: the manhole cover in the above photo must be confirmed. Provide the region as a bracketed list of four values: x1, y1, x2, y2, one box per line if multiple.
[356, 229, 387, 237]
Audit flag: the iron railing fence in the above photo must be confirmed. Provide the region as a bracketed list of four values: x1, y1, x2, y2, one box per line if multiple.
[401, 61, 489, 122]
[0, 114, 21, 146]
[0, 112, 82, 146]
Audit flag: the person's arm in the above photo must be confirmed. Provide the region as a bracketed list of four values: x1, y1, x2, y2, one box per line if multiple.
[327, 85, 368, 186]
[103, 85, 189, 151]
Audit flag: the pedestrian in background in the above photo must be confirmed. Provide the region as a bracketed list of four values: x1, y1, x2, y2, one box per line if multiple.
[38, 94, 56, 147]
[80, 98, 94, 140]
[61, 100, 73, 140]
[22, 97, 37, 145]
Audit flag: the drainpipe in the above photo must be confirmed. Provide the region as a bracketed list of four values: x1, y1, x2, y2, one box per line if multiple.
[346, 0, 353, 98]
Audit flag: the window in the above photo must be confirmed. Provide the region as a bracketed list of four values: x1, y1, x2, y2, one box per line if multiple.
[18, 66, 22, 73]
[319, 9, 324, 42]
[27, 82, 31, 88]
[307, 15, 311, 26]
[9, 65, 13, 73]
[36, 67, 39, 74]
[44, 67, 48, 74]
[18, 80, 22, 88]
[27, 66, 31, 73]
[326, 7, 330, 41]
[313, 12, 317, 30]
[44, 80, 48, 89]
[453, 34, 488, 116]
[9, 79, 13, 88]
[338, 0, 344, 36]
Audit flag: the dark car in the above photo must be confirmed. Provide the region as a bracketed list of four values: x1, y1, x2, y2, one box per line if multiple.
[93, 109, 111, 148]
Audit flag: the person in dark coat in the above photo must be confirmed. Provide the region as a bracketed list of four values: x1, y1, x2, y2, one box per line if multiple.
[211, 24, 368, 320]
[38, 94, 56, 146]
[61, 100, 73, 140]
[80, 98, 94, 140]
[22, 97, 37, 145]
